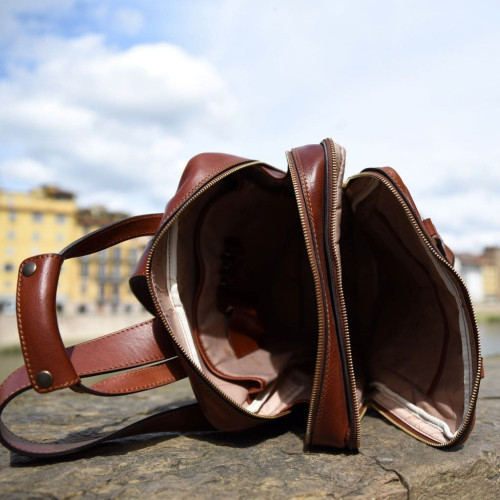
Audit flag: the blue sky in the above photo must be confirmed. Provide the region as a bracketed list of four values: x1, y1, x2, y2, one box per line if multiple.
[0, 0, 499, 252]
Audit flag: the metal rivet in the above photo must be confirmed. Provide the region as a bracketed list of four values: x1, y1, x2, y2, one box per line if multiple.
[36, 370, 53, 389]
[22, 261, 37, 277]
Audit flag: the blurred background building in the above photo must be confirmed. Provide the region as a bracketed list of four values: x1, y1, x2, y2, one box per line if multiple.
[453, 249, 500, 304]
[0, 186, 150, 315]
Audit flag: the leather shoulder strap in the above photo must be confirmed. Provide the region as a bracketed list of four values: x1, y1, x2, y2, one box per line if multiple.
[0, 318, 214, 458]
[0, 212, 214, 457]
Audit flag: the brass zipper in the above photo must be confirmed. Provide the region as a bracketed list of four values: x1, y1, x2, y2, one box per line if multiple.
[145, 161, 283, 421]
[285, 151, 327, 446]
[344, 171, 482, 447]
[324, 138, 361, 448]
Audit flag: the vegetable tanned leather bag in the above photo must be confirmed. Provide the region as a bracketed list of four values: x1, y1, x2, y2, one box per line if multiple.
[0, 139, 482, 458]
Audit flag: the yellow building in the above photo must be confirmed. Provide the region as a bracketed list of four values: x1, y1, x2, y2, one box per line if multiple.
[483, 247, 500, 302]
[0, 186, 148, 315]
[0, 186, 79, 314]
[74, 206, 150, 314]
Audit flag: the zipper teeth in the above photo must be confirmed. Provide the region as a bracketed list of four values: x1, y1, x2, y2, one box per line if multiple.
[326, 139, 361, 447]
[145, 161, 282, 421]
[286, 151, 326, 445]
[346, 171, 482, 447]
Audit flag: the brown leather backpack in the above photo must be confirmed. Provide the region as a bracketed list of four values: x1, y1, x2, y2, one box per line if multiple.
[0, 139, 482, 458]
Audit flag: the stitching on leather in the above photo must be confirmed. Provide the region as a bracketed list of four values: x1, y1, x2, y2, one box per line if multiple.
[76, 320, 172, 375]
[16, 254, 78, 391]
[294, 153, 319, 246]
[77, 354, 167, 376]
[75, 319, 154, 348]
[16, 254, 153, 389]
[79, 320, 169, 375]
[96, 377, 176, 394]
[92, 366, 178, 394]
[65, 214, 162, 258]
[293, 150, 335, 442]
[162, 161, 247, 222]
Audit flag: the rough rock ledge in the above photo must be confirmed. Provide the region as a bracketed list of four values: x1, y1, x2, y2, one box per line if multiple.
[0, 356, 498, 499]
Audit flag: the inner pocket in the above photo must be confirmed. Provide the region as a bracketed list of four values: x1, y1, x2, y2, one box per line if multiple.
[153, 166, 317, 416]
[341, 175, 474, 443]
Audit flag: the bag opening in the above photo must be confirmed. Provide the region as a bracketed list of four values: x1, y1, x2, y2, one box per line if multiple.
[341, 175, 476, 444]
[150, 166, 317, 416]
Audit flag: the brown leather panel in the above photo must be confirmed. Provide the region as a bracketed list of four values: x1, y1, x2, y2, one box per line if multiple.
[129, 240, 157, 314]
[68, 318, 176, 376]
[17, 254, 80, 393]
[88, 358, 186, 395]
[1, 320, 181, 406]
[289, 142, 351, 448]
[0, 322, 192, 457]
[62, 213, 161, 259]
[15, 214, 167, 395]
[185, 358, 266, 432]
[377, 167, 455, 264]
[341, 174, 480, 444]
[159, 153, 252, 226]
[151, 164, 316, 424]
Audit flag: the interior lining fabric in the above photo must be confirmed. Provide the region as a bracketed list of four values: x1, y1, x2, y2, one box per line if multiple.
[154, 166, 317, 416]
[341, 176, 475, 444]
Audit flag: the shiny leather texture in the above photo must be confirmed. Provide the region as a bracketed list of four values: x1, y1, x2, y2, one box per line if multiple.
[0, 139, 480, 459]
[287, 141, 354, 449]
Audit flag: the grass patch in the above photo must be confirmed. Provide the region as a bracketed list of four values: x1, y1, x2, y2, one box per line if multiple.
[475, 312, 500, 324]
[0, 345, 22, 356]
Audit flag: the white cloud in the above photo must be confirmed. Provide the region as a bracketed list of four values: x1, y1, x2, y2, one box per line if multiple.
[0, 0, 75, 43]
[1, 157, 55, 185]
[0, 0, 499, 253]
[0, 35, 237, 213]
[179, 0, 500, 252]
[112, 7, 144, 36]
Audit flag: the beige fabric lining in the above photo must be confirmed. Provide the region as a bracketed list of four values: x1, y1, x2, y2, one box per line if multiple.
[341, 175, 475, 442]
[153, 166, 316, 416]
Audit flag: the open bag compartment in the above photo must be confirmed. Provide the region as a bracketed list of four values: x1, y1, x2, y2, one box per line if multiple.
[150, 165, 317, 416]
[341, 175, 479, 444]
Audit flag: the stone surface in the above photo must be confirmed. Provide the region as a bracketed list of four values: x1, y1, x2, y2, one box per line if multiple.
[0, 356, 498, 499]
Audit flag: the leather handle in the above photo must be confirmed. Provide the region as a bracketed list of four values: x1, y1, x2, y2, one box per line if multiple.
[0, 318, 213, 458]
[16, 213, 163, 394]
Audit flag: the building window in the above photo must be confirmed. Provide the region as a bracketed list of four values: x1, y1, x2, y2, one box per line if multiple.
[33, 232, 40, 241]
[98, 283, 105, 303]
[56, 214, 66, 224]
[129, 248, 139, 263]
[81, 262, 89, 277]
[98, 264, 106, 277]
[56, 233, 64, 242]
[6, 247, 14, 256]
[7, 231, 15, 240]
[98, 250, 107, 263]
[113, 247, 121, 260]
[4, 263, 14, 272]
[8, 211, 16, 222]
[33, 212, 43, 223]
